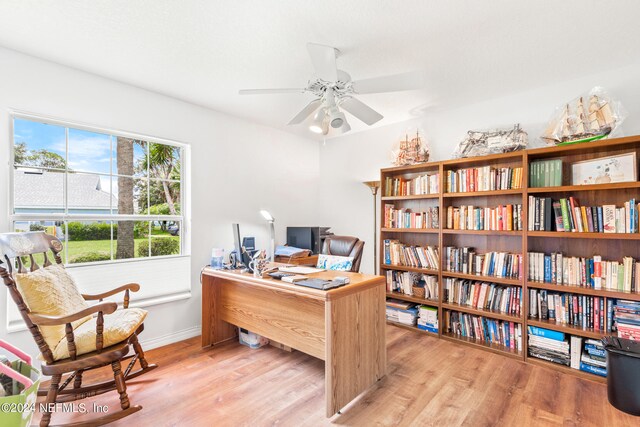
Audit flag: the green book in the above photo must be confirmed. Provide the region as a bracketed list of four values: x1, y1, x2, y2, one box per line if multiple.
[560, 198, 571, 231]
[544, 161, 550, 187]
[555, 159, 563, 186]
[618, 264, 624, 291]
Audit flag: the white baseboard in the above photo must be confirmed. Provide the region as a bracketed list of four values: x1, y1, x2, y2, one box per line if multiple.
[139, 325, 202, 350]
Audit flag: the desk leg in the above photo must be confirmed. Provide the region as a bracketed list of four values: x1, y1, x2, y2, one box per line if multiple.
[325, 285, 386, 417]
[202, 275, 237, 348]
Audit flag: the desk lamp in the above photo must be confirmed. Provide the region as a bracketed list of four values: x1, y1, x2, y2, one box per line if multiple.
[363, 181, 380, 274]
[260, 210, 275, 262]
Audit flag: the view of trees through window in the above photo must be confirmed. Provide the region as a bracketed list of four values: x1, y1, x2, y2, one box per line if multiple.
[12, 116, 183, 264]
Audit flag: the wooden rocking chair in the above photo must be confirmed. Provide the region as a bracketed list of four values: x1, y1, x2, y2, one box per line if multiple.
[0, 232, 157, 426]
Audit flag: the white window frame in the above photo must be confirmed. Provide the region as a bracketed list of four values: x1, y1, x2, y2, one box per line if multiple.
[9, 111, 190, 266]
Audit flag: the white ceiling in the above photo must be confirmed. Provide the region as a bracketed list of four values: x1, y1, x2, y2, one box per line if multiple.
[1, 1, 640, 140]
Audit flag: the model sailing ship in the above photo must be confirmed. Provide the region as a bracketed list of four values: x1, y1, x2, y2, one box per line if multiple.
[542, 95, 617, 145]
[394, 130, 429, 166]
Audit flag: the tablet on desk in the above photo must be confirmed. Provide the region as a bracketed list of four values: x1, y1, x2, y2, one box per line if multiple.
[279, 266, 325, 274]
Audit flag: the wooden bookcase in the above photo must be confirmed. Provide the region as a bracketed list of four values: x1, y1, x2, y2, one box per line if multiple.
[380, 135, 640, 382]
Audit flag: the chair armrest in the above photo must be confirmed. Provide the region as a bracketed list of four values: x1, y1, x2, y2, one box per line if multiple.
[28, 302, 118, 326]
[81, 283, 141, 301]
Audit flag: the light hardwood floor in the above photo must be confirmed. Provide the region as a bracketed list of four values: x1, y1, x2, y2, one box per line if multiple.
[35, 325, 639, 426]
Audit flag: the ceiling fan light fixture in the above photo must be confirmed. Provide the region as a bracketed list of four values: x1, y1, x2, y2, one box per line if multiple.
[340, 120, 351, 133]
[309, 109, 326, 134]
[328, 107, 345, 128]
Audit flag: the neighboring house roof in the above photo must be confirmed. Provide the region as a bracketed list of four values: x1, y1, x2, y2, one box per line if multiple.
[14, 169, 117, 209]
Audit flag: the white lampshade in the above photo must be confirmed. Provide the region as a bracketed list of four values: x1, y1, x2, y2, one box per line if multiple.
[309, 109, 325, 134]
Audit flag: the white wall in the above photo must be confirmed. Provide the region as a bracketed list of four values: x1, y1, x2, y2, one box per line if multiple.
[0, 47, 320, 357]
[319, 62, 640, 274]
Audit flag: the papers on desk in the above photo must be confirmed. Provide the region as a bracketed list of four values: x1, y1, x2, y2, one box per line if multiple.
[274, 245, 312, 258]
[279, 266, 325, 274]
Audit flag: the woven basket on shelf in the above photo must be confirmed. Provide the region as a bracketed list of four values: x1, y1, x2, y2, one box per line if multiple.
[412, 286, 425, 298]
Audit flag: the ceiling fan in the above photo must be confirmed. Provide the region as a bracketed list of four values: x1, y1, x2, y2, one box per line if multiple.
[239, 43, 423, 135]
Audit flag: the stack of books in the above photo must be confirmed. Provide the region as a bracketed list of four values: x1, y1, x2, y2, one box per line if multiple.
[527, 326, 570, 366]
[446, 311, 522, 351]
[417, 305, 438, 333]
[419, 275, 439, 300]
[383, 205, 439, 229]
[386, 299, 418, 325]
[580, 339, 607, 377]
[445, 166, 523, 193]
[443, 278, 521, 316]
[613, 300, 640, 340]
[383, 240, 439, 270]
[385, 271, 417, 294]
[528, 251, 640, 293]
[384, 173, 439, 196]
[527, 196, 639, 233]
[446, 204, 523, 231]
[444, 246, 523, 279]
[529, 159, 562, 187]
[528, 289, 607, 332]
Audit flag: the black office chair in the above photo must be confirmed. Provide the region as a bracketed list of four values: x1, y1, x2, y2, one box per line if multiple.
[321, 236, 365, 273]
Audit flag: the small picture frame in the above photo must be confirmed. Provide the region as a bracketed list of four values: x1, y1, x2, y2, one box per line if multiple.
[571, 152, 637, 185]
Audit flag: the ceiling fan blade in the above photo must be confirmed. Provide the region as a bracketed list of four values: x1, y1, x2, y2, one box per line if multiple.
[239, 88, 306, 95]
[287, 99, 322, 125]
[340, 97, 383, 125]
[351, 71, 423, 94]
[307, 43, 338, 82]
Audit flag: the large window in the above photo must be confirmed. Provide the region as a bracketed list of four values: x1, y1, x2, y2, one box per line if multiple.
[11, 115, 185, 265]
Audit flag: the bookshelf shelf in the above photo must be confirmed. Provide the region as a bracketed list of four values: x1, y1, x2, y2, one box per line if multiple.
[380, 228, 439, 234]
[381, 264, 439, 275]
[443, 189, 522, 198]
[526, 356, 606, 383]
[380, 134, 640, 383]
[527, 231, 640, 240]
[526, 281, 640, 301]
[527, 181, 640, 194]
[386, 291, 439, 307]
[386, 320, 438, 338]
[527, 318, 605, 340]
[442, 302, 522, 323]
[441, 333, 523, 359]
[381, 194, 440, 200]
[441, 271, 522, 286]
[442, 229, 522, 236]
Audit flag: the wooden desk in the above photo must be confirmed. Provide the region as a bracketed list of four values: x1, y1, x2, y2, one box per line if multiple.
[201, 268, 386, 416]
[274, 254, 319, 266]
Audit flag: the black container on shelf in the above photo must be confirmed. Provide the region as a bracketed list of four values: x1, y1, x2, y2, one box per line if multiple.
[602, 336, 640, 416]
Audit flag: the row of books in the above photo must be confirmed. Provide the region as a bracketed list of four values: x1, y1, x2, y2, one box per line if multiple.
[445, 310, 522, 351]
[383, 205, 439, 229]
[444, 246, 523, 279]
[386, 299, 418, 326]
[384, 173, 439, 197]
[443, 278, 522, 316]
[527, 327, 606, 377]
[383, 240, 439, 270]
[418, 305, 438, 333]
[385, 271, 439, 300]
[444, 166, 523, 193]
[445, 204, 523, 231]
[613, 300, 640, 340]
[528, 196, 639, 233]
[529, 159, 562, 188]
[528, 289, 611, 332]
[528, 252, 640, 293]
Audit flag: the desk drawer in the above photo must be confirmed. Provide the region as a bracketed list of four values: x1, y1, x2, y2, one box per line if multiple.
[219, 280, 326, 359]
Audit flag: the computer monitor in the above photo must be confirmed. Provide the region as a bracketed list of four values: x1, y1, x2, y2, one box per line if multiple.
[231, 224, 257, 268]
[232, 223, 243, 268]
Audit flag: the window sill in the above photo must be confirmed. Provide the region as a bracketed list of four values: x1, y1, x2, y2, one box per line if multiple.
[6, 289, 192, 333]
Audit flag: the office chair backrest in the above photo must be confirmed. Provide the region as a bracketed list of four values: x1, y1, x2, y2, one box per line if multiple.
[321, 236, 365, 273]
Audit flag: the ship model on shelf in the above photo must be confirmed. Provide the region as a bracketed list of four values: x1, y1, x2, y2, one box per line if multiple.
[393, 130, 430, 166]
[541, 87, 625, 146]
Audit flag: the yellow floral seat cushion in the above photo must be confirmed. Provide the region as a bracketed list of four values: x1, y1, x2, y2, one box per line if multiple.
[15, 264, 92, 353]
[52, 308, 147, 361]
